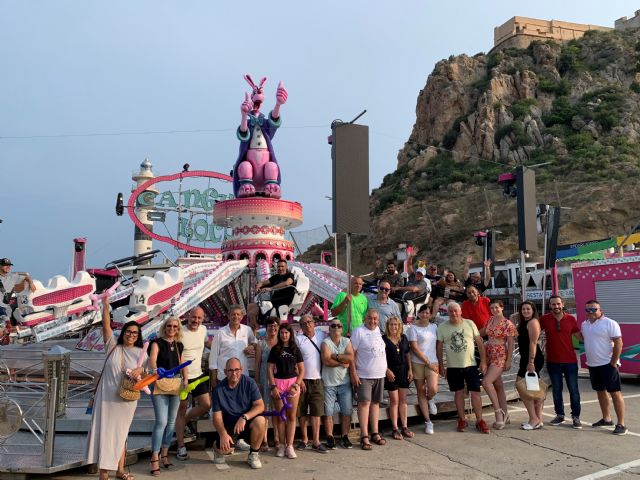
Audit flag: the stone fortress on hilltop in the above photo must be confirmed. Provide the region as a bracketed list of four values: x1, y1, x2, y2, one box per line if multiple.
[493, 10, 640, 51]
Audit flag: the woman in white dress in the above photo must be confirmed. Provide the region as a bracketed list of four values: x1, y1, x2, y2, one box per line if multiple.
[87, 297, 146, 480]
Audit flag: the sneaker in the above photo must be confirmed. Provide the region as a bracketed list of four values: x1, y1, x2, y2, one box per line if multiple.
[326, 436, 336, 450]
[456, 418, 468, 432]
[549, 415, 565, 426]
[276, 445, 286, 457]
[176, 446, 189, 461]
[613, 424, 628, 435]
[475, 419, 490, 434]
[521, 423, 534, 431]
[341, 435, 353, 449]
[592, 418, 614, 428]
[247, 452, 262, 469]
[285, 445, 297, 459]
[424, 421, 434, 435]
[428, 398, 438, 416]
[213, 450, 226, 465]
[312, 443, 328, 453]
[295, 440, 309, 450]
[572, 416, 582, 429]
[235, 438, 251, 451]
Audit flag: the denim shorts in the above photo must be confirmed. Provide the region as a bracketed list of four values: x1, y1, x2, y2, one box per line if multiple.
[323, 383, 353, 416]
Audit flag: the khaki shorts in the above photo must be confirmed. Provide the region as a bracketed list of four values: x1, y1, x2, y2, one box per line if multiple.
[297, 379, 325, 417]
[412, 361, 438, 380]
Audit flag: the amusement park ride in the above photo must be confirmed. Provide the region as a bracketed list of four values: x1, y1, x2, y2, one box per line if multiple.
[2, 75, 348, 348]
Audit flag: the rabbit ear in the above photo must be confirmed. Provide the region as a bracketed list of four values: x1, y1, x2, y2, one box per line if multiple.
[258, 77, 267, 88]
[244, 74, 257, 89]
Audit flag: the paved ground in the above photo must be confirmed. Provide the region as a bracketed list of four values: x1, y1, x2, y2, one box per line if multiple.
[47, 375, 640, 480]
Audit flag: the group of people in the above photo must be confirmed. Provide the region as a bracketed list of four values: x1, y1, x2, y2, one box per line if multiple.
[84, 256, 628, 478]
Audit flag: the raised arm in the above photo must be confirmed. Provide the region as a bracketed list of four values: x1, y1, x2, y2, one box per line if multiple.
[101, 296, 113, 343]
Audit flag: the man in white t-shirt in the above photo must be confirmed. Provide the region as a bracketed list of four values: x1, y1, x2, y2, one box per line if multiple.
[209, 305, 257, 386]
[295, 315, 328, 453]
[580, 300, 626, 435]
[176, 306, 211, 460]
[350, 309, 388, 450]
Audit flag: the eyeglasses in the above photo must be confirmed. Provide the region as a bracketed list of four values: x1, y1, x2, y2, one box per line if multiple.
[267, 324, 279, 328]
[226, 368, 242, 373]
[329, 324, 342, 329]
[166, 325, 180, 329]
[300, 321, 314, 326]
[124, 330, 139, 336]
[585, 307, 599, 313]
[378, 287, 390, 292]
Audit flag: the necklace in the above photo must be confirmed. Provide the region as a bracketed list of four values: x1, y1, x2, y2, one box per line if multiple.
[169, 340, 175, 352]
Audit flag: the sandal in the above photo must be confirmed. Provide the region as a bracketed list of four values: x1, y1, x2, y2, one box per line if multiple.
[150, 460, 160, 477]
[400, 427, 415, 438]
[370, 433, 387, 445]
[117, 472, 136, 480]
[360, 435, 372, 450]
[160, 455, 173, 469]
[391, 429, 403, 440]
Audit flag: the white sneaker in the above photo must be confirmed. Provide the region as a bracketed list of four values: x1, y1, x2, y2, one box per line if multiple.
[177, 446, 189, 461]
[247, 452, 262, 469]
[425, 421, 434, 435]
[428, 399, 438, 416]
[236, 438, 251, 451]
[285, 445, 297, 459]
[213, 450, 226, 464]
[276, 444, 285, 457]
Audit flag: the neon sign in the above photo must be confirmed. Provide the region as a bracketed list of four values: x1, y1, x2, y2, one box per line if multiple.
[128, 170, 233, 254]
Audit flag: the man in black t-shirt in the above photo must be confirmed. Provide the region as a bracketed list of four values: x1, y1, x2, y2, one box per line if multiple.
[248, 260, 296, 329]
[463, 258, 492, 295]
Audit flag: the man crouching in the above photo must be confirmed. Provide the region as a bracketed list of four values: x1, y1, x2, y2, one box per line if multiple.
[211, 358, 266, 469]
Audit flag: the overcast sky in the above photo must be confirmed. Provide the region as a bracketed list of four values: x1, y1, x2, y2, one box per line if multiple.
[0, 1, 631, 280]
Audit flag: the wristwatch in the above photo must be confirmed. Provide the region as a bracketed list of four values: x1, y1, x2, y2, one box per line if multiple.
[241, 414, 248, 421]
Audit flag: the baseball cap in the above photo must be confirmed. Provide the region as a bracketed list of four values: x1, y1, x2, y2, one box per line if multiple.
[416, 268, 426, 275]
[0, 258, 13, 266]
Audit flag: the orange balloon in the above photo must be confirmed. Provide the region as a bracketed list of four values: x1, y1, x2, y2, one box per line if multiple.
[133, 374, 158, 391]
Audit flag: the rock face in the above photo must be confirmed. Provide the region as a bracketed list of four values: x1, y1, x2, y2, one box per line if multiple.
[301, 29, 640, 275]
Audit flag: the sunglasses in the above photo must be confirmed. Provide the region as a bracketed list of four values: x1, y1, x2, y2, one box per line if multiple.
[585, 307, 599, 313]
[378, 287, 390, 292]
[555, 320, 562, 332]
[300, 321, 314, 326]
[329, 324, 343, 329]
[166, 325, 180, 329]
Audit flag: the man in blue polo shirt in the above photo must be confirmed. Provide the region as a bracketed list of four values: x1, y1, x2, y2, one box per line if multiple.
[211, 358, 266, 468]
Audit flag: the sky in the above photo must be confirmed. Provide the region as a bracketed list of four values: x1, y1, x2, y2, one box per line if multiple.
[0, 0, 632, 280]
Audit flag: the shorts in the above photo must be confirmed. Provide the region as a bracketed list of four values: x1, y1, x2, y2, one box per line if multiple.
[356, 378, 384, 403]
[221, 415, 257, 444]
[588, 364, 621, 393]
[385, 365, 411, 391]
[324, 383, 353, 416]
[185, 373, 210, 399]
[297, 379, 325, 417]
[446, 366, 482, 392]
[412, 361, 438, 381]
[275, 377, 297, 395]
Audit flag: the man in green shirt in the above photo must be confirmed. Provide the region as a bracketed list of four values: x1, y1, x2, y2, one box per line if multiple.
[437, 302, 488, 433]
[330, 277, 368, 335]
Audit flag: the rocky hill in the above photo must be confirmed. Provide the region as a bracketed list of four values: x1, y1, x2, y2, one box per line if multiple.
[301, 29, 640, 274]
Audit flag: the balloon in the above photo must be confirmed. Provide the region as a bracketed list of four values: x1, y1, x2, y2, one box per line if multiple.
[179, 375, 210, 401]
[87, 281, 121, 311]
[262, 391, 294, 421]
[132, 360, 193, 391]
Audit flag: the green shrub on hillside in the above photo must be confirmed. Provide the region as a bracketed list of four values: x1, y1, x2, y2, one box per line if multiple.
[510, 98, 538, 120]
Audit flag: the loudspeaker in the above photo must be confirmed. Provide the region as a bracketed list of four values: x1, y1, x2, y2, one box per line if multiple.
[331, 123, 370, 234]
[545, 206, 561, 266]
[516, 166, 537, 252]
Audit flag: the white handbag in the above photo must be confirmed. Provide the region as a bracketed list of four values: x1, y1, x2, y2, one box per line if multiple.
[525, 372, 541, 391]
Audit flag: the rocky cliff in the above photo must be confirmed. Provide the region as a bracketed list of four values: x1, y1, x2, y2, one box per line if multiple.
[302, 29, 640, 274]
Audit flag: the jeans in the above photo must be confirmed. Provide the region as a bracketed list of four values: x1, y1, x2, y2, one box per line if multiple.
[151, 393, 181, 453]
[547, 362, 581, 418]
[324, 382, 353, 416]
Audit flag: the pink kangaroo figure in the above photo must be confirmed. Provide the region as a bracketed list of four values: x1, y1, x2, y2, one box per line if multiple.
[233, 74, 288, 198]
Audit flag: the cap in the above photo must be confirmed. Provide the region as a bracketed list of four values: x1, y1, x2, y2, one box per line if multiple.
[416, 267, 426, 275]
[0, 258, 13, 266]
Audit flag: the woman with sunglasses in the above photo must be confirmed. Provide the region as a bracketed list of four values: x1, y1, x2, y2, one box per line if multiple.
[87, 297, 146, 480]
[480, 299, 516, 430]
[383, 316, 413, 440]
[407, 304, 439, 435]
[255, 316, 280, 451]
[267, 324, 304, 459]
[431, 271, 465, 316]
[148, 317, 185, 475]
[512, 301, 544, 430]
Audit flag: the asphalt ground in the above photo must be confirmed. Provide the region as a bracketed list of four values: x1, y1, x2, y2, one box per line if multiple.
[47, 375, 640, 480]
